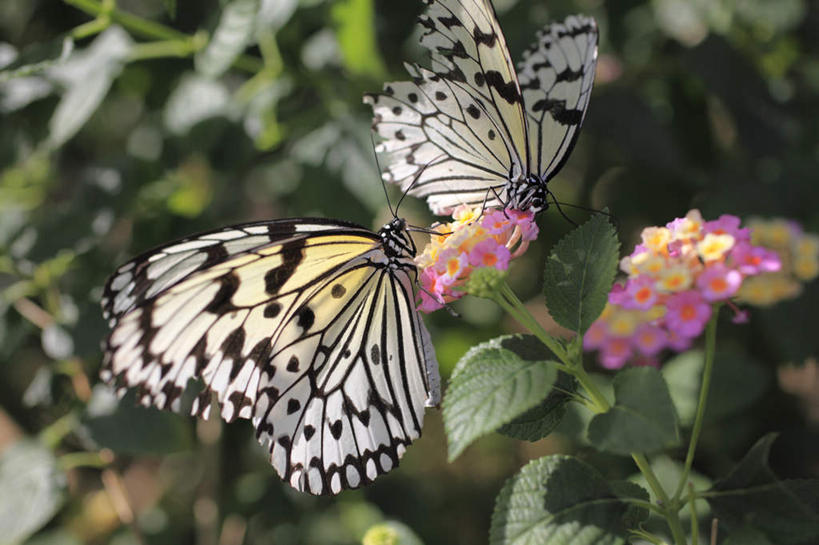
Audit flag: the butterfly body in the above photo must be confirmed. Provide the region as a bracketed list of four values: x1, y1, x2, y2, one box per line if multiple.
[366, 0, 598, 215]
[101, 217, 439, 495]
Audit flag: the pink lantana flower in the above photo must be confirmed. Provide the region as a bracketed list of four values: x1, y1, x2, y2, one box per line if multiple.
[414, 205, 538, 312]
[665, 290, 711, 338]
[696, 264, 742, 302]
[584, 210, 780, 369]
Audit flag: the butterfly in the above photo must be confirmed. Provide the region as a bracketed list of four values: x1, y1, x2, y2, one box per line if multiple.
[365, 0, 598, 215]
[100, 216, 440, 495]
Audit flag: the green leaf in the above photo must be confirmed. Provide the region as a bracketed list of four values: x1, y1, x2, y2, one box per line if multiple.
[46, 27, 132, 149]
[490, 455, 637, 545]
[195, 0, 259, 78]
[444, 335, 559, 461]
[331, 0, 386, 79]
[0, 440, 65, 544]
[497, 371, 576, 442]
[609, 480, 650, 527]
[81, 389, 193, 455]
[0, 36, 72, 84]
[708, 434, 819, 545]
[663, 348, 769, 426]
[588, 367, 680, 455]
[543, 214, 619, 333]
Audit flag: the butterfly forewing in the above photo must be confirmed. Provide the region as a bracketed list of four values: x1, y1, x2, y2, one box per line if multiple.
[518, 15, 598, 182]
[101, 218, 439, 495]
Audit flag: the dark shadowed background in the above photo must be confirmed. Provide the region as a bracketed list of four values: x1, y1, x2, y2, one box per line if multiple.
[1, 0, 817, 544]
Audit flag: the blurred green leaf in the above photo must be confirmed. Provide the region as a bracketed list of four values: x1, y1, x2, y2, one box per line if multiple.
[0, 36, 72, 83]
[0, 440, 65, 545]
[331, 0, 386, 79]
[46, 27, 132, 148]
[490, 455, 635, 545]
[81, 389, 194, 455]
[444, 335, 558, 461]
[163, 73, 232, 134]
[663, 348, 769, 426]
[588, 367, 680, 455]
[708, 434, 819, 545]
[543, 215, 619, 334]
[195, 0, 259, 78]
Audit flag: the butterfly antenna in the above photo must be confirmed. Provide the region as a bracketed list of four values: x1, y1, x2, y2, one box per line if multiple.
[394, 154, 446, 216]
[546, 189, 578, 227]
[370, 132, 397, 218]
[553, 200, 618, 228]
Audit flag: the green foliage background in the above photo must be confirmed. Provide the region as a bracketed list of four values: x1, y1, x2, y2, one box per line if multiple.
[1, 0, 817, 544]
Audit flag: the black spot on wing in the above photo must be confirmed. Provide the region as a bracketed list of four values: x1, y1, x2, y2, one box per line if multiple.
[264, 302, 281, 318]
[296, 306, 315, 331]
[473, 27, 497, 48]
[304, 425, 316, 440]
[466, 104, 481, 119]
[264, 239, 306, 295]
[330, 420, 343, 440]
[287, 398, 301, 415]
[532, 98, 584, 125]
[287, 355, 300, 372]
[331, 284, 346, 298]
[485, 70, 522, 104]
[205, 272, 240, 313]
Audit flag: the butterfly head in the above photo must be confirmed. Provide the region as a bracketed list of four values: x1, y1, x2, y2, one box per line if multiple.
[379, 217, 415, 259]
[508, 173, 550, 214]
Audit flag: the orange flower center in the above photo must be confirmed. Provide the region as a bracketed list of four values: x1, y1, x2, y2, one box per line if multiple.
[680, 304, 696, 321]
[635, 287, 653, 303]
[482, 253, 498, 267]
[709, 278, 728, 293]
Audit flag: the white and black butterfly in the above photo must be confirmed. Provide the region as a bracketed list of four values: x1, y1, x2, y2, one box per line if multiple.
[101, 216, 440, 495]
[365, 0, 598, 215]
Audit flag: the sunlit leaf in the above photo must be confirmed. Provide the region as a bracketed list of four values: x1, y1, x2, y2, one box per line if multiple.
[490, 455, 637, 545]
[46, 28, 131, 148]
[331, 0, 386, 78]
[543, 215, 619, 334]
[195, 0, 259, 78]
[444, 335, 558, 461]
[163, 72, 233, 135]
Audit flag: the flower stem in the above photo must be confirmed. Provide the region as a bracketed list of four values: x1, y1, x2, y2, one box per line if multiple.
[673, 308, 720, 501]
[63, 0, 263, 72]
[496, 282, 570, 365]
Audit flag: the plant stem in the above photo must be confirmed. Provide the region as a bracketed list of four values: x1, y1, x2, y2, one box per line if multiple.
[688, 483, 700, 545]
[496, 282, 570, 364]
[496, 280, 693, 545]
[39, 411, 78, 449]
[64, 0, 187, 41]
[63, 0, 263, 72]
[673, 309, 720, 501]
[58, 451, 109, 470]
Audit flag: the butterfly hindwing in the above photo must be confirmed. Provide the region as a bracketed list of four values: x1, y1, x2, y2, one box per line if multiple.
[101, 218, 439, 495]
[518, 15, 598, 182]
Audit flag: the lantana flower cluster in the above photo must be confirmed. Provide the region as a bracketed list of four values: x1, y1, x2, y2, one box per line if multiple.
[584, 210, 781, 369]
[415, 205, 538, 312]
[736, 217, 819, 306]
